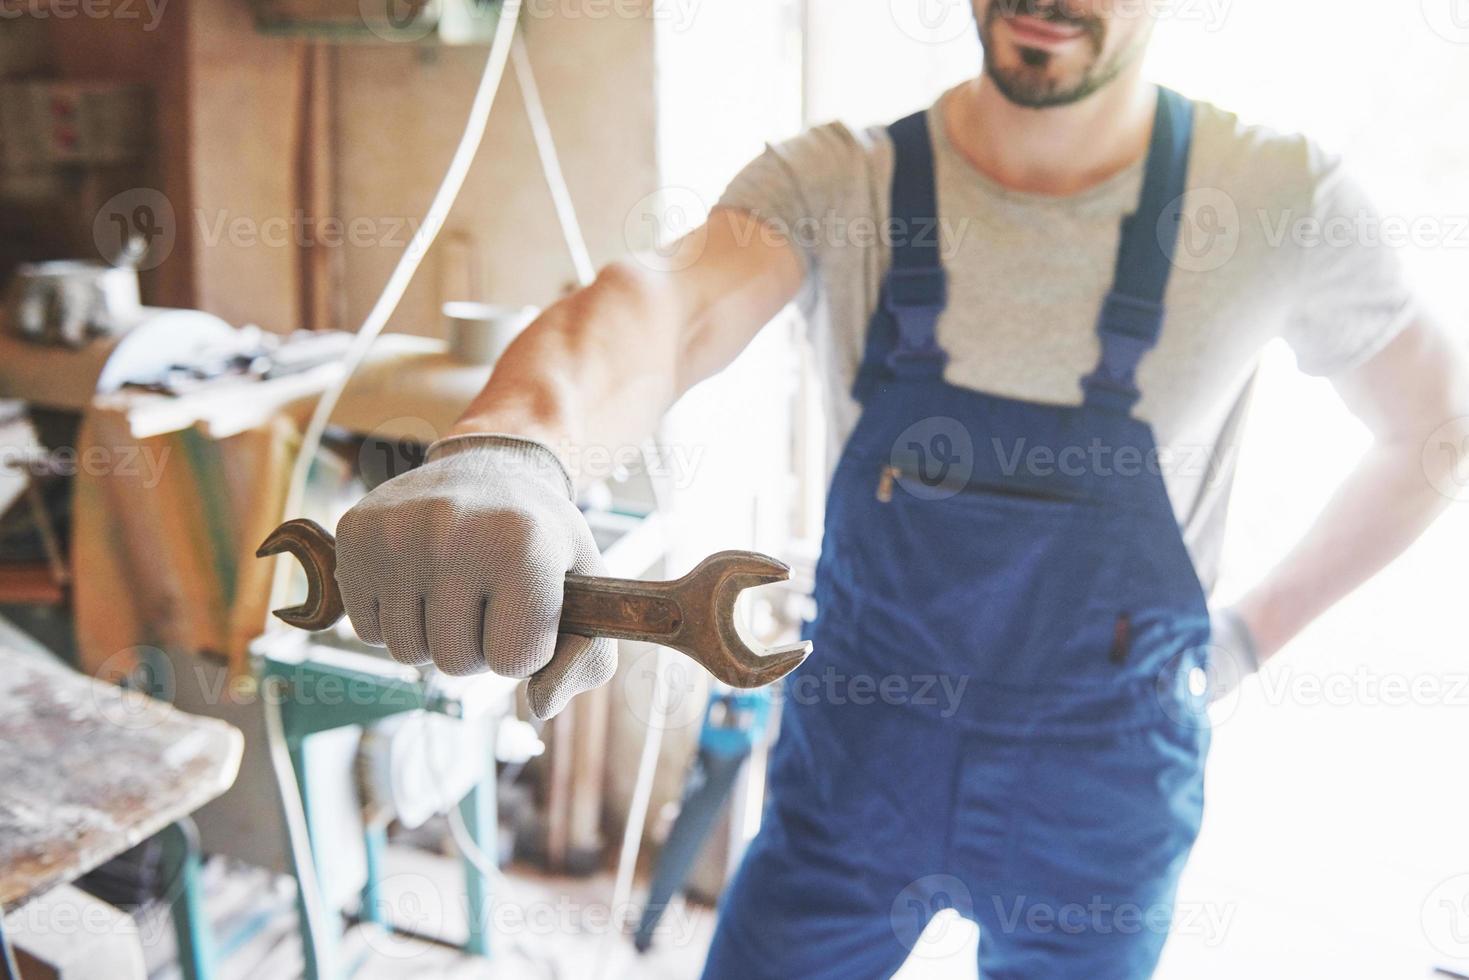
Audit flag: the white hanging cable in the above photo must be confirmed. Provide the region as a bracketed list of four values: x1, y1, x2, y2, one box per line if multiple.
[266, 0, 526, 623]
[417, 675, 562, 978]
[513, 34, 597, 289]
[263, 17, 680, 971]
[512, 31, 670, 515]
[262, 676, 336, 977]
[598, 648, 675, 977]
[513, 38, 679, 971]
[259, 5, 523, 972]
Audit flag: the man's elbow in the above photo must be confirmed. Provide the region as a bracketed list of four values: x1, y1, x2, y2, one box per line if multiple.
[1376, 318, 1469, 497]
[569, 260, 677, 329]
[1344, 316, 1469, 446]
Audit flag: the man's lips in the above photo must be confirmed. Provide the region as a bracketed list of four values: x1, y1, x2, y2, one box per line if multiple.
[1001, 14, 1086, 49]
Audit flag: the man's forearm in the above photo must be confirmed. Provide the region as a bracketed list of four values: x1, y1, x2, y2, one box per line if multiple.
[448, 262, 682, 472]
[1234, 437, 1459, 661]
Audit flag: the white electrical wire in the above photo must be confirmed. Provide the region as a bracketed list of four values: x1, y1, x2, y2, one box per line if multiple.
[596, 646, 675, 977]
[418, 674, 561, 979]
[511, 28, 672, 516]
[258, 5, 524, 971]
[415, 677, 514, 891]
[266, 0, 526, 623]
[512, 33, 681, 973]
[262, 675, 336, 977]
[513, 34, 597, 289]
[260, 14, 683, 972]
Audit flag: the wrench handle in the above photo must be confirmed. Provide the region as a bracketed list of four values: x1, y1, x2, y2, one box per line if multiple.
[260, 518, 689, 645]
[559, 575, 686, 646]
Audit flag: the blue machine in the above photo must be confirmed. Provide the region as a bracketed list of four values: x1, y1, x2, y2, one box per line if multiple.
[634, 687, 771, 953]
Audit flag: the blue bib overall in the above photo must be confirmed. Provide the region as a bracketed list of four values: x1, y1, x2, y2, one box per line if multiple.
[703, 89, 1213, 979]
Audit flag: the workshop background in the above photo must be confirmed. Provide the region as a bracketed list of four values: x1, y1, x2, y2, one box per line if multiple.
[0, 0, 1466, 978]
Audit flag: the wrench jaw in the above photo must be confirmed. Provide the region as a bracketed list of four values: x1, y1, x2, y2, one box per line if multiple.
[685, 551, 813, 689]
[256, 519, 345, 632]
[712, 639, 811, 689]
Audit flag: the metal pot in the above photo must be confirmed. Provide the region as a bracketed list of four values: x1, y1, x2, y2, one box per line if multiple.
[4, 260, 143, 348]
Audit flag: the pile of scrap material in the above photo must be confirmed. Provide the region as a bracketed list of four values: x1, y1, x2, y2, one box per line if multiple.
[68, 406, 346, 678]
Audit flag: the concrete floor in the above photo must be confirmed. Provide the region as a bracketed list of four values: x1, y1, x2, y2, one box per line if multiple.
[136, 847, 714, 980]
[347, 847, 715, 980]
[161, 844, 1455, 980]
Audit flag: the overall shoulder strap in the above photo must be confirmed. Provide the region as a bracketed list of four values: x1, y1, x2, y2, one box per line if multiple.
[885, 111, 949, 374]
[853, 109, 949, 402]
[1082, 87, 1196, 414]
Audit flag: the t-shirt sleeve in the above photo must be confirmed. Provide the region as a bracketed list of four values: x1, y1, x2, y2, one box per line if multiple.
[1280, 147, 1417, 377]
[717, 121, 878, 320]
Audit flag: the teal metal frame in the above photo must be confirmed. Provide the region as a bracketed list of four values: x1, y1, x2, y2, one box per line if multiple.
[0, 908, 20, 980]
[256, 650, 500, 980]
[159, 819, 215, 980]
[457, 753, 498, 958]
[359, 819, 389, 931]
[130, 650, 217, 980]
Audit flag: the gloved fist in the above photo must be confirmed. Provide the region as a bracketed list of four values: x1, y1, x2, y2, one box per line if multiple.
[335, 433, 616, 719]
[1205, 606, 1261, 703]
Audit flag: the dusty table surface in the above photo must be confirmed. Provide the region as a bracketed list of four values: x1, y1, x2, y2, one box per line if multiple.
[0, 648, 243, 912]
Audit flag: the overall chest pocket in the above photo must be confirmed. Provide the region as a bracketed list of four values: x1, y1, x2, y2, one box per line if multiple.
[831, 460, 1123, 690]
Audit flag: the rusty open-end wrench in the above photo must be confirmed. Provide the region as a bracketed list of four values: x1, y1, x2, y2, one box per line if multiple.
[257, 519, 811, 689]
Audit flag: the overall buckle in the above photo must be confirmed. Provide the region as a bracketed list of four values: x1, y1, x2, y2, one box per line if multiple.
[884, 266, 948, 312]
[1097, 292, 1164, 342]
[883, 267, 948, 377]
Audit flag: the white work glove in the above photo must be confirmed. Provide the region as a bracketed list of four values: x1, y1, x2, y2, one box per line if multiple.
[1206, 606, 1261, 703]
[335, 433, 616, 719]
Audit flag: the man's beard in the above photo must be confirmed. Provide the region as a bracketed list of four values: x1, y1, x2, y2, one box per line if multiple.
[980, 1, 1128, 108]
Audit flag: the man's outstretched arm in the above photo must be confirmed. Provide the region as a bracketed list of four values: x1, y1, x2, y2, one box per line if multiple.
[334, 210, 803, 716]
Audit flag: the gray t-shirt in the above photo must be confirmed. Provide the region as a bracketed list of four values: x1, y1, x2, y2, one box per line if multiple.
[718, 89, 1415, 589]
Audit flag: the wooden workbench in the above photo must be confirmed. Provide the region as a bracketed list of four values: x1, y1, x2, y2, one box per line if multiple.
[0, 648, 242, 914]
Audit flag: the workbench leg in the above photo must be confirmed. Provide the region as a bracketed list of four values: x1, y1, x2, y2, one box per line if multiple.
[0, 909, 21, 980]
[289, 741, 338, 980]
[459, 729, 498, 959]
[160, 819, 215, 980]
[359, 820, 388, 927]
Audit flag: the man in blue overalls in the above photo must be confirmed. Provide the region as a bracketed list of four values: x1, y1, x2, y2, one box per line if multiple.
[703, 77, 1212, 980]
[332, 2, 1469, 977]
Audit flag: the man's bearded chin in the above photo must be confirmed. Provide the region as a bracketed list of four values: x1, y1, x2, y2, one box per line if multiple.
[980, 10, 1129, 109]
